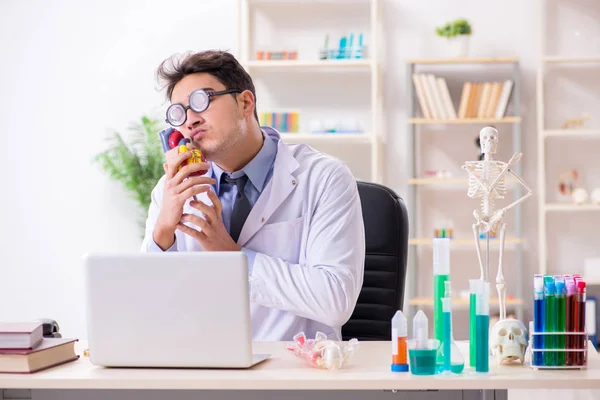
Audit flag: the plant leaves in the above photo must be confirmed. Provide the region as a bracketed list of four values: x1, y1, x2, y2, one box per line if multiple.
[93, 114, 167, 237]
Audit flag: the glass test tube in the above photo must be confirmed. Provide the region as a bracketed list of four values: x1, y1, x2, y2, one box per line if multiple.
[533, 275, 544, 366]
[433, 238, 450, 342]
[469, 279, 478, 368]
[475, 281, 489, 373]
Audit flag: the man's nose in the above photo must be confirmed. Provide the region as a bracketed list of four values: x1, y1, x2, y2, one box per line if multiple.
[185, 109, 204, 131]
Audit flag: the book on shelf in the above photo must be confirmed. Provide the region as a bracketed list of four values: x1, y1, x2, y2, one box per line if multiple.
[0, 338, 79, 373]
[0, 322, 43, 350]
[412, 73, 514, 120]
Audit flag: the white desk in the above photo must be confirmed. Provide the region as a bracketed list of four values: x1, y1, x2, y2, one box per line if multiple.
[0, 341, 599, 392]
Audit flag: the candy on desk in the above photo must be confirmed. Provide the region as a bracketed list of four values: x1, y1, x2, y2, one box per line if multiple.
[286, 332, 359, 370]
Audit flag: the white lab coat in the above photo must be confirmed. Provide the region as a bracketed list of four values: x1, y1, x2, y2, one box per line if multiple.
[141, 127, 366, 341]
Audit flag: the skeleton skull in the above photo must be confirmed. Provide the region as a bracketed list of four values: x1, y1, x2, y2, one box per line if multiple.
[490, 319, 528, 365]
[479, 126, 499, 155]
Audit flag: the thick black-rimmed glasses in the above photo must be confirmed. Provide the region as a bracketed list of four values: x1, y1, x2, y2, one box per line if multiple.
[165, 88, 242, 127]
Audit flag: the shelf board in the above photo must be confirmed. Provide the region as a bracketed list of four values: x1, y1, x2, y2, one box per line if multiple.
[545, 203, 600, 212]
[543, 56, 600, 64]
[409, 178, 469, 185]
[409, 237, 524, 246]
[544, 129, 600, 138]
[245, 59, 372, 70]
[408, 57, 519, 65]
[408, 297, 524, 307]
[248, 0, 371, 4]
[408, 177, 518, 186]
[280, 133, 373, 143]
[408, 117, 521, 125]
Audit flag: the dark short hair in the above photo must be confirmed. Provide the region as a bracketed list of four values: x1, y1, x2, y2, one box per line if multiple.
[156, 50, 259, 121]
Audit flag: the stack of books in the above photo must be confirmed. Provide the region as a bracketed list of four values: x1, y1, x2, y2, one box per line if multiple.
[412, 73, 514, 120]
[0, 322, 78, 373]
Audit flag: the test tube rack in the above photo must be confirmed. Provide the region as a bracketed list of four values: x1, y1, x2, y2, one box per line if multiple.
[527, 321, 588, 370]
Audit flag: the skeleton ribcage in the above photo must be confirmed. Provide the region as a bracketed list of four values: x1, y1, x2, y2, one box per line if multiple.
[467, 162, 507, 200]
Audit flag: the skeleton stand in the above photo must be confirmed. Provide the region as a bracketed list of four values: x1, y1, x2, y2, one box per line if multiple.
[463, 127, 532, 321]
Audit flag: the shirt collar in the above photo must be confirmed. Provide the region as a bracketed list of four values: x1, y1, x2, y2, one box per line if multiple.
[212, 129, 277, 194]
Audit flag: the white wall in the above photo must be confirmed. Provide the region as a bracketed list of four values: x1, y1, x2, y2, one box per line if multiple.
[0, 0, 236, 338]
[0, 0, 598, 340]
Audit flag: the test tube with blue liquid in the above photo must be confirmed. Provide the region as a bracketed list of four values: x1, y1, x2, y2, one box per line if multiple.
[475, 281, 490, 373]
[533, 274, 544, 366]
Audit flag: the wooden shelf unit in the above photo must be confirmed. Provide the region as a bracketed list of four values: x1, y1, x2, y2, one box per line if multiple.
[237, 0, 383, 183]
[406, 57, 524, 322]
[536, 0, 600, 276]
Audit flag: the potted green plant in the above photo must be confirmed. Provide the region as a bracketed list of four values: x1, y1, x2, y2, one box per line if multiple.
[436, 19, 472, 57]
[93, 115, 166, 236]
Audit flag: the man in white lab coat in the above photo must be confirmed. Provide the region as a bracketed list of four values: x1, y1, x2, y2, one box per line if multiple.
[141, 50, 365, 341]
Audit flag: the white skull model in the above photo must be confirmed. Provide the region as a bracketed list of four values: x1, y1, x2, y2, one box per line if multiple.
[480, 126, 499, 154]
[490, 319, 528, 365]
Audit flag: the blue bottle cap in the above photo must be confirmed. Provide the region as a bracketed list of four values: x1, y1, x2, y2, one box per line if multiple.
[391, 363, 409, 372]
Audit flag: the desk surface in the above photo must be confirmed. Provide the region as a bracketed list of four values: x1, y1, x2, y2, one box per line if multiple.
[1, 341, 599, 390]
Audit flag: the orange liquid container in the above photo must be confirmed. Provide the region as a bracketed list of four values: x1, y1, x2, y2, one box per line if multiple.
[392, 336, 407, 365]
[391, 310, 409, 372]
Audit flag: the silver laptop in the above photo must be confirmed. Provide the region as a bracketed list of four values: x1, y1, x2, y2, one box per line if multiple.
[83, 252, 269, 368]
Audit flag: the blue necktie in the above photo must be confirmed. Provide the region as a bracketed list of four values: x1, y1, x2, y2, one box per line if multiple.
[221, 173, 251, 243]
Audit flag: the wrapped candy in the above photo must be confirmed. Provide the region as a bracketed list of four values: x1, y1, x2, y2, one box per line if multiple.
[286, 331, 359, 370]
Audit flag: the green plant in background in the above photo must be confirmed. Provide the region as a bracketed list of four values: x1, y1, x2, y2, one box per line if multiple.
[93, 115, 166, 233]
[436, 19, 472, 38]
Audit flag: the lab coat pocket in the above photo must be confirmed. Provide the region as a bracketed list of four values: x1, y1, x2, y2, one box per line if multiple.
[255, 217, 304, 263]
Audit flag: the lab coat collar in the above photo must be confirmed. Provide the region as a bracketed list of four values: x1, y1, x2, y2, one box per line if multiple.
[237, 126, 300, 246]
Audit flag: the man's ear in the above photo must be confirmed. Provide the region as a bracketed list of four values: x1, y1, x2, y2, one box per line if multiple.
[238, 90, 256, 119]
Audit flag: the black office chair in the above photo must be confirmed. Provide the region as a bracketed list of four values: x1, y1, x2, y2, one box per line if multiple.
[341, 182, 409, 341]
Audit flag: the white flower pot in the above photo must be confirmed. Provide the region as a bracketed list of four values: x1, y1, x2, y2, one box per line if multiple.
[446, 34, 470, 58]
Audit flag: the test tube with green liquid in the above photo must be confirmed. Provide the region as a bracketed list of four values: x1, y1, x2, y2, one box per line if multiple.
[469, 279, 478, 368]
[544, 275, 556, 366]
[433, 238, 450, 342]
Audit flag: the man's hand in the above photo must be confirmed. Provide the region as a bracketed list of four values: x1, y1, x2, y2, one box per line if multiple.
[177, 190, 242, 252]
[154, 147, 216, 250]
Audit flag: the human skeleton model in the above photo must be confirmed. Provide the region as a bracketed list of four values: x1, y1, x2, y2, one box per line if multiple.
[462, 127, 532, 320]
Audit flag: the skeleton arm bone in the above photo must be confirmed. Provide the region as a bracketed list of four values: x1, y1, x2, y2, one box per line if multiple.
[492, 169, 533, 217]
[487, 153, 522, 195]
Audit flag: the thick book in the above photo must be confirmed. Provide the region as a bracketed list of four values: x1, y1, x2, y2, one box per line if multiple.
[0, 338, 79, 373]
[0, 322, 43, 350]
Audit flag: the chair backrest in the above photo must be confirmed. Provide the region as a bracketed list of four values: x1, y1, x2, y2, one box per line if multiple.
[342, 182, 409, 341]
